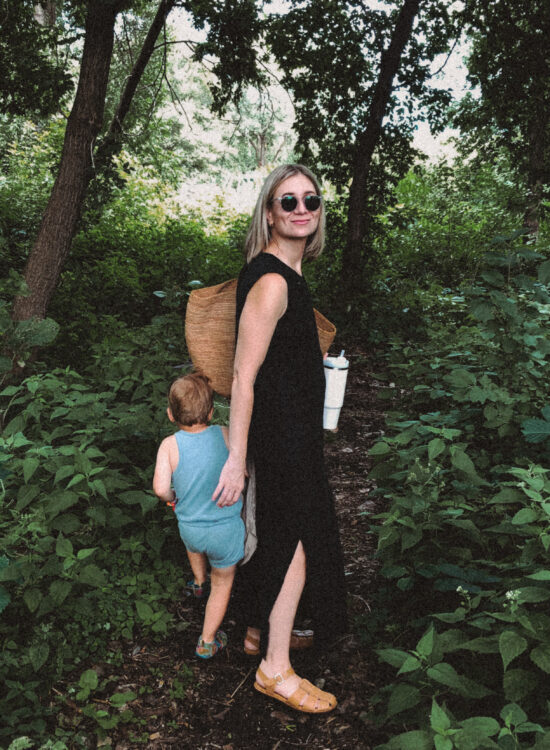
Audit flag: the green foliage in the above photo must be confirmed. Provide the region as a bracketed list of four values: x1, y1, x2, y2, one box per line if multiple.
[368, 234, 550, 745]
[348, 156, 529, 342]
[0, 313, 192, 741]
[0, 1, 73, 117]
[457, 0, 550, 186]
[266, 0, 459, 187]
[0, 271, 60, 379]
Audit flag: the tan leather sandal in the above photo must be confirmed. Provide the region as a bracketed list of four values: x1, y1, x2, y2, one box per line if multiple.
[244, 628, 314, 656]
[244, 632, 260, 655]
[254, 666, 337, 714]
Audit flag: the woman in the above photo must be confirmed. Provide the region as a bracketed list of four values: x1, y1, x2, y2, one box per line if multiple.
[213, 164, 347, 713]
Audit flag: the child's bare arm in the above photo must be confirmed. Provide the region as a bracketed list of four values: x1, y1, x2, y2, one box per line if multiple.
[153, 437, 176, 504]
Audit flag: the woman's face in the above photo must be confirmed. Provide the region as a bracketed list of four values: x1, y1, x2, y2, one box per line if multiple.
[266, 173, 321, 245]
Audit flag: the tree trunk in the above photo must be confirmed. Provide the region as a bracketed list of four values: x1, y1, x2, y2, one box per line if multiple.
[95, 0, 177, 171]
[12, 1, 124, 322]
[522, 108, 548, 240]
[342, 0, 420, 289]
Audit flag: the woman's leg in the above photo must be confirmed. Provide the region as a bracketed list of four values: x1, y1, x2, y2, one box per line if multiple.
[186, 549, 208, 586]
[202, 565, 236, 643]
[257, 541, 306, 698]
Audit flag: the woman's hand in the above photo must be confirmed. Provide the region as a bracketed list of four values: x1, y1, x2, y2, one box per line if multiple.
[212, 452, 246, 507]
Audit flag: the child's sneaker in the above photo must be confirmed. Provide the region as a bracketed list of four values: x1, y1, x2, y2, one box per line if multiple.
[185, 579, 208, 598]
[195, 630, 228, 659]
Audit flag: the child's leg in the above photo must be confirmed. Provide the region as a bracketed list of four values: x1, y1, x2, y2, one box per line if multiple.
[201, 565, 236, 643]
[186, 549, 208, 586]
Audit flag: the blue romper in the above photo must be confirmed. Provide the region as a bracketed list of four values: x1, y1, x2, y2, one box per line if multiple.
[172, 425, 245, 568]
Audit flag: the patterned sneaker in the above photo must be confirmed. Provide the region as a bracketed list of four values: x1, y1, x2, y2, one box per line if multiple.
[195, 630, 228, 659]
[185, 579, 208, 599]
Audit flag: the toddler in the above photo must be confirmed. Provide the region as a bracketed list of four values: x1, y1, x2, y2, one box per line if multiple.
[153, 372, 245, 658]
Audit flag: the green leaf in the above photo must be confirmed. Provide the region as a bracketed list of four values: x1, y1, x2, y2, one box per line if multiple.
[427, 662, 491, 698]
[416, 626, 435, 658]
[530, 644, 550, 673]
[430, 697, 451, 732]
[109, 691, 137, 707]
[511, 508, 538, 525]
[370, 441, 391, 456]
[445, 369, 476, 388]
[79, 565, 107, 587]
[79, 668, 99, 691]
[29, 643, 49, 671]
[136, 600, 154, 621]
[428, 662, 463, 689]
[503, 669, 539, 701]
[77, 548, 96, 560]
[527, 570, 550, 581]
[383, 730, 432, 750]
[0, 562, 22, 582]
[16, 483, 40, 511]
[459, 716, 500, 736]
[23, 587, 42, 613]
[521, 418, 550, 444]
[469, 300, 494, 322]
[538, 260, 550, 284]
[49, 580, 72, 606]
[376, 648, 409, 668]
[517, 587, 550, 603]
[23, 457, 39, 483]
[428, 438, 445, 460]
[450, 448, 478, 477]
[54, 465, 77, 485]
[387, 684, 421, 718]
[500, 703, 527, 728]
[434, 737, 453, 750]
[0, 585, 10, 614]
[91, 478, 108, 500]
[55, 535, 73, 558]
[499, 631, 528, 671]
[45, 491, 79, 518]
[67, 473, 85, 488]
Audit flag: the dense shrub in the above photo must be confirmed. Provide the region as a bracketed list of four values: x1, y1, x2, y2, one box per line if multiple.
[0, 313, 222, 741]
[366, 235, 550, 748]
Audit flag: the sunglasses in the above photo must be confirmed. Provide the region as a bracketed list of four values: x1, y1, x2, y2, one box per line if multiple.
[272, 194, 322, 212]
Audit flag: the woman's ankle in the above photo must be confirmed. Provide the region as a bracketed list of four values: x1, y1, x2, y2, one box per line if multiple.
[259, 656, 292, 677]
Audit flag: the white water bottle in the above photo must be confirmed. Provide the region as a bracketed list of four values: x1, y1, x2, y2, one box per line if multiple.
[323, 350, 349, 430]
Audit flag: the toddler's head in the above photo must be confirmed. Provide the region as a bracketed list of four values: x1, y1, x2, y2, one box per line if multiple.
[168, 372, 213, 427]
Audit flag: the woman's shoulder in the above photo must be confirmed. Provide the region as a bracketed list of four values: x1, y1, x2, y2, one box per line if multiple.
[238, 253, 283, 295]
[240, 253, 292, 285]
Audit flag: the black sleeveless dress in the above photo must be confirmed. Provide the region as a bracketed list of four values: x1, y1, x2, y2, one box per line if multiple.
[235, 252, 348, 653]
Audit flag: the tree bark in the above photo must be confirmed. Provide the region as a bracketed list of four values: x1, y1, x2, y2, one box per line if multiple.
[12, 0, 125, 322]
[522, 107, 548, 239]
[95, 0, 177, 171]
[342, 0, 420, 288]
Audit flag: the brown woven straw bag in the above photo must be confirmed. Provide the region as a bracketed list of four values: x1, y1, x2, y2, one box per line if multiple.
[185, 278, 336, 397]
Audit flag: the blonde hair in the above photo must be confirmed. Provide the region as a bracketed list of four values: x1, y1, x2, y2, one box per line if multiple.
[244, 164, 325, 263]
[168, 372, 213, 426]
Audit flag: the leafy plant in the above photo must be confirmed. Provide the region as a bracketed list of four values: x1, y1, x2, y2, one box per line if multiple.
[0, 313, 193, 741]
[367, 234, 550, 747]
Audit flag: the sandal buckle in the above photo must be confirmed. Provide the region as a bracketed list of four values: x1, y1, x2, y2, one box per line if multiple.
[274, 672, 284, 685]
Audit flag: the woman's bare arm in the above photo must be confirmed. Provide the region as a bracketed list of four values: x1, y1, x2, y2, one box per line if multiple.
[213, 272, 287, 507]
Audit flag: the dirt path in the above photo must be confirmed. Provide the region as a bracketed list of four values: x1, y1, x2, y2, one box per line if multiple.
[84, 349, 388, 749]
